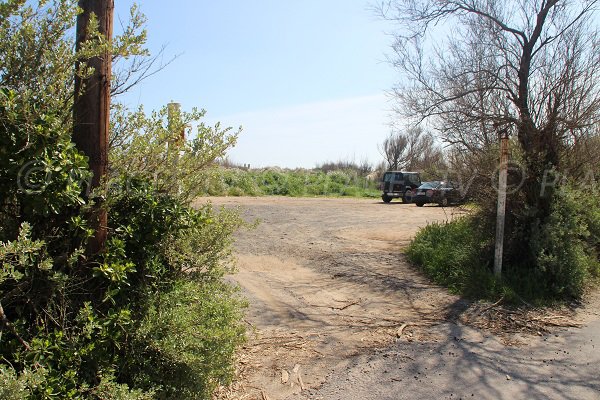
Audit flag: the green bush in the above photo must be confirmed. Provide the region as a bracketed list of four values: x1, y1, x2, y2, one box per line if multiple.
[106, 179, 247, 398]
[0, 92, 246, 399]
[304, 172, 329, 196]
[507, 187, 600, 299]
[123, 280, 246, 399]
[1, 2, 247, 398]
[0, 177, 247, 399]
[199, 168, 379, 198]
[91, 376, 155, 400]
[0, 88, 91, 242]
[407, 187, 600, 302]
[327, 170, 352, 185]
[0, 367, 48, 400]
[406, 216, 497, 298]
[224, 170, 260, 196]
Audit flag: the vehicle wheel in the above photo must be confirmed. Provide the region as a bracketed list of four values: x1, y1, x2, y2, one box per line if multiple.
[416, 202, 425, 207]
[382, 195, 392, 203]
[403, 190, 413, 204]
[439, 197, 449, 207]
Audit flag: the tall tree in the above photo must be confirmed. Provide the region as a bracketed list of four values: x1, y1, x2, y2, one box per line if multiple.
[73, 0, 114, 254]
[378, 0, 600, 260]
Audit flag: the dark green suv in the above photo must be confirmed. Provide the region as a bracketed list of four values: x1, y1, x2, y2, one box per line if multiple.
[379, 171, 422, 203]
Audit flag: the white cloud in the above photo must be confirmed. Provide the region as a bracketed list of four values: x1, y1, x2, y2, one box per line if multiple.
[205, 94, 396, 168]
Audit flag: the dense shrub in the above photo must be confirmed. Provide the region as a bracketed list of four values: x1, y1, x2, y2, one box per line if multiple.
[123, 280, 246, 399]
[0, 176, 247, 399]
[200, 168, 380, 198]
[222, 169, 261, 196]
[102, 178, 247, 398]
[0, 367, 49, 400]
[1, 2, 247, 397]
[0, 88, 91, 242]
[506, 187, 600, 299]
[406, 216, 498, 298]
[407, 187, 600, 302]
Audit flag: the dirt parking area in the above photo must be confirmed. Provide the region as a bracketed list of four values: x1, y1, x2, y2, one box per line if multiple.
[207, 197, 600, 400]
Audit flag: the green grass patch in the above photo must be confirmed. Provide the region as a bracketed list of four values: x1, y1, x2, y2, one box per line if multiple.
[406, 216, 500, 299]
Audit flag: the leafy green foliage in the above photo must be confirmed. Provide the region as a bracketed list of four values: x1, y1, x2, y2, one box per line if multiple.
[123, 280, 246, 399]
[508, 187, 600, 299]
[202, 168, 380, 198]
[406, 216, 498, 298]
[0, 87, 91, 240]
[407, 187, 600, 303]
[0, 0, 149, 124]
[1, 177, 247, 399]
[105, 177, 246, 302]
[1, 2, 247, 398]
[106, 179, 247, 399]
[90, 375, 155, 400]
[0, 0, 79, 120]
[109, 105, 240, 202]
[0, 367, 48, 400]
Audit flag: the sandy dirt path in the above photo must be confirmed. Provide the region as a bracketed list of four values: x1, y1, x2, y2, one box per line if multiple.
[206, 197, 600, 400]
[209, 197, 466, 398]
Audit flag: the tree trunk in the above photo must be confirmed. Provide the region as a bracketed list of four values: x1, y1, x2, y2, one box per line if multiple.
[515, 1, 559, 225]
[73, 0, 114, 255]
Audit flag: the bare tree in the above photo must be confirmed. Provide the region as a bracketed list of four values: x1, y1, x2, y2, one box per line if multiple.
[411, 132, 446, 173]
[380, 131, 408, 170]
[110, 4, 179, 97]
[379, 126, 443, 171]
[378, 0, 600, 215]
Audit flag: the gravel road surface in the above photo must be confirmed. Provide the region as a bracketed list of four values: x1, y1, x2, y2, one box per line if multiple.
[205, 197, 600, 400]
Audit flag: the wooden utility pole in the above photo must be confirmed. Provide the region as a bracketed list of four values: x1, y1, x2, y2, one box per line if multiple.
[73, 0, 114, 255]
[494, 130, 510, 278]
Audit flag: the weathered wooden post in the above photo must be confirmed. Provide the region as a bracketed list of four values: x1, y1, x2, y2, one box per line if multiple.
[73, 0, 114, 255]
[494, 129, 510, 278]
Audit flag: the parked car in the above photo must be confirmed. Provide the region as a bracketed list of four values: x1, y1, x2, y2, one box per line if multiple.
[379, 171, 421, 203]
[414, 181, 463, 207]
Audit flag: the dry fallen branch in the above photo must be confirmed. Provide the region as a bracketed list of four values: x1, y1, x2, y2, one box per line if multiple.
[335, 300, 361, 310]
[307, 299, 362, 310]
[463, 301, 583, 337]
[396, 323, 409, 337]
[478, 296, 505, 316]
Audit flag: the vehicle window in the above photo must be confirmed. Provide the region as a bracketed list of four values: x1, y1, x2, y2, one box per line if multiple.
[383, 173, 393, 182]
[395, 173, 403, 181]
[419, 181, 441, 189]
[408, 174, 420, 185]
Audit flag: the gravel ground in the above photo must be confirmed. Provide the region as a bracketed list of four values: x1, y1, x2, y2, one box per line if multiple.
[204, 197, 600, 400]
[297, 320, 600, 400]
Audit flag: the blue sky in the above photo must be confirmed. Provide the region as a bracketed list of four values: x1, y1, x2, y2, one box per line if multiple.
[114, 1, 399, 168]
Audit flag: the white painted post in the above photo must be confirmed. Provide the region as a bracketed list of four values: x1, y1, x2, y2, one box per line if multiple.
[494, 131, 509, 278]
